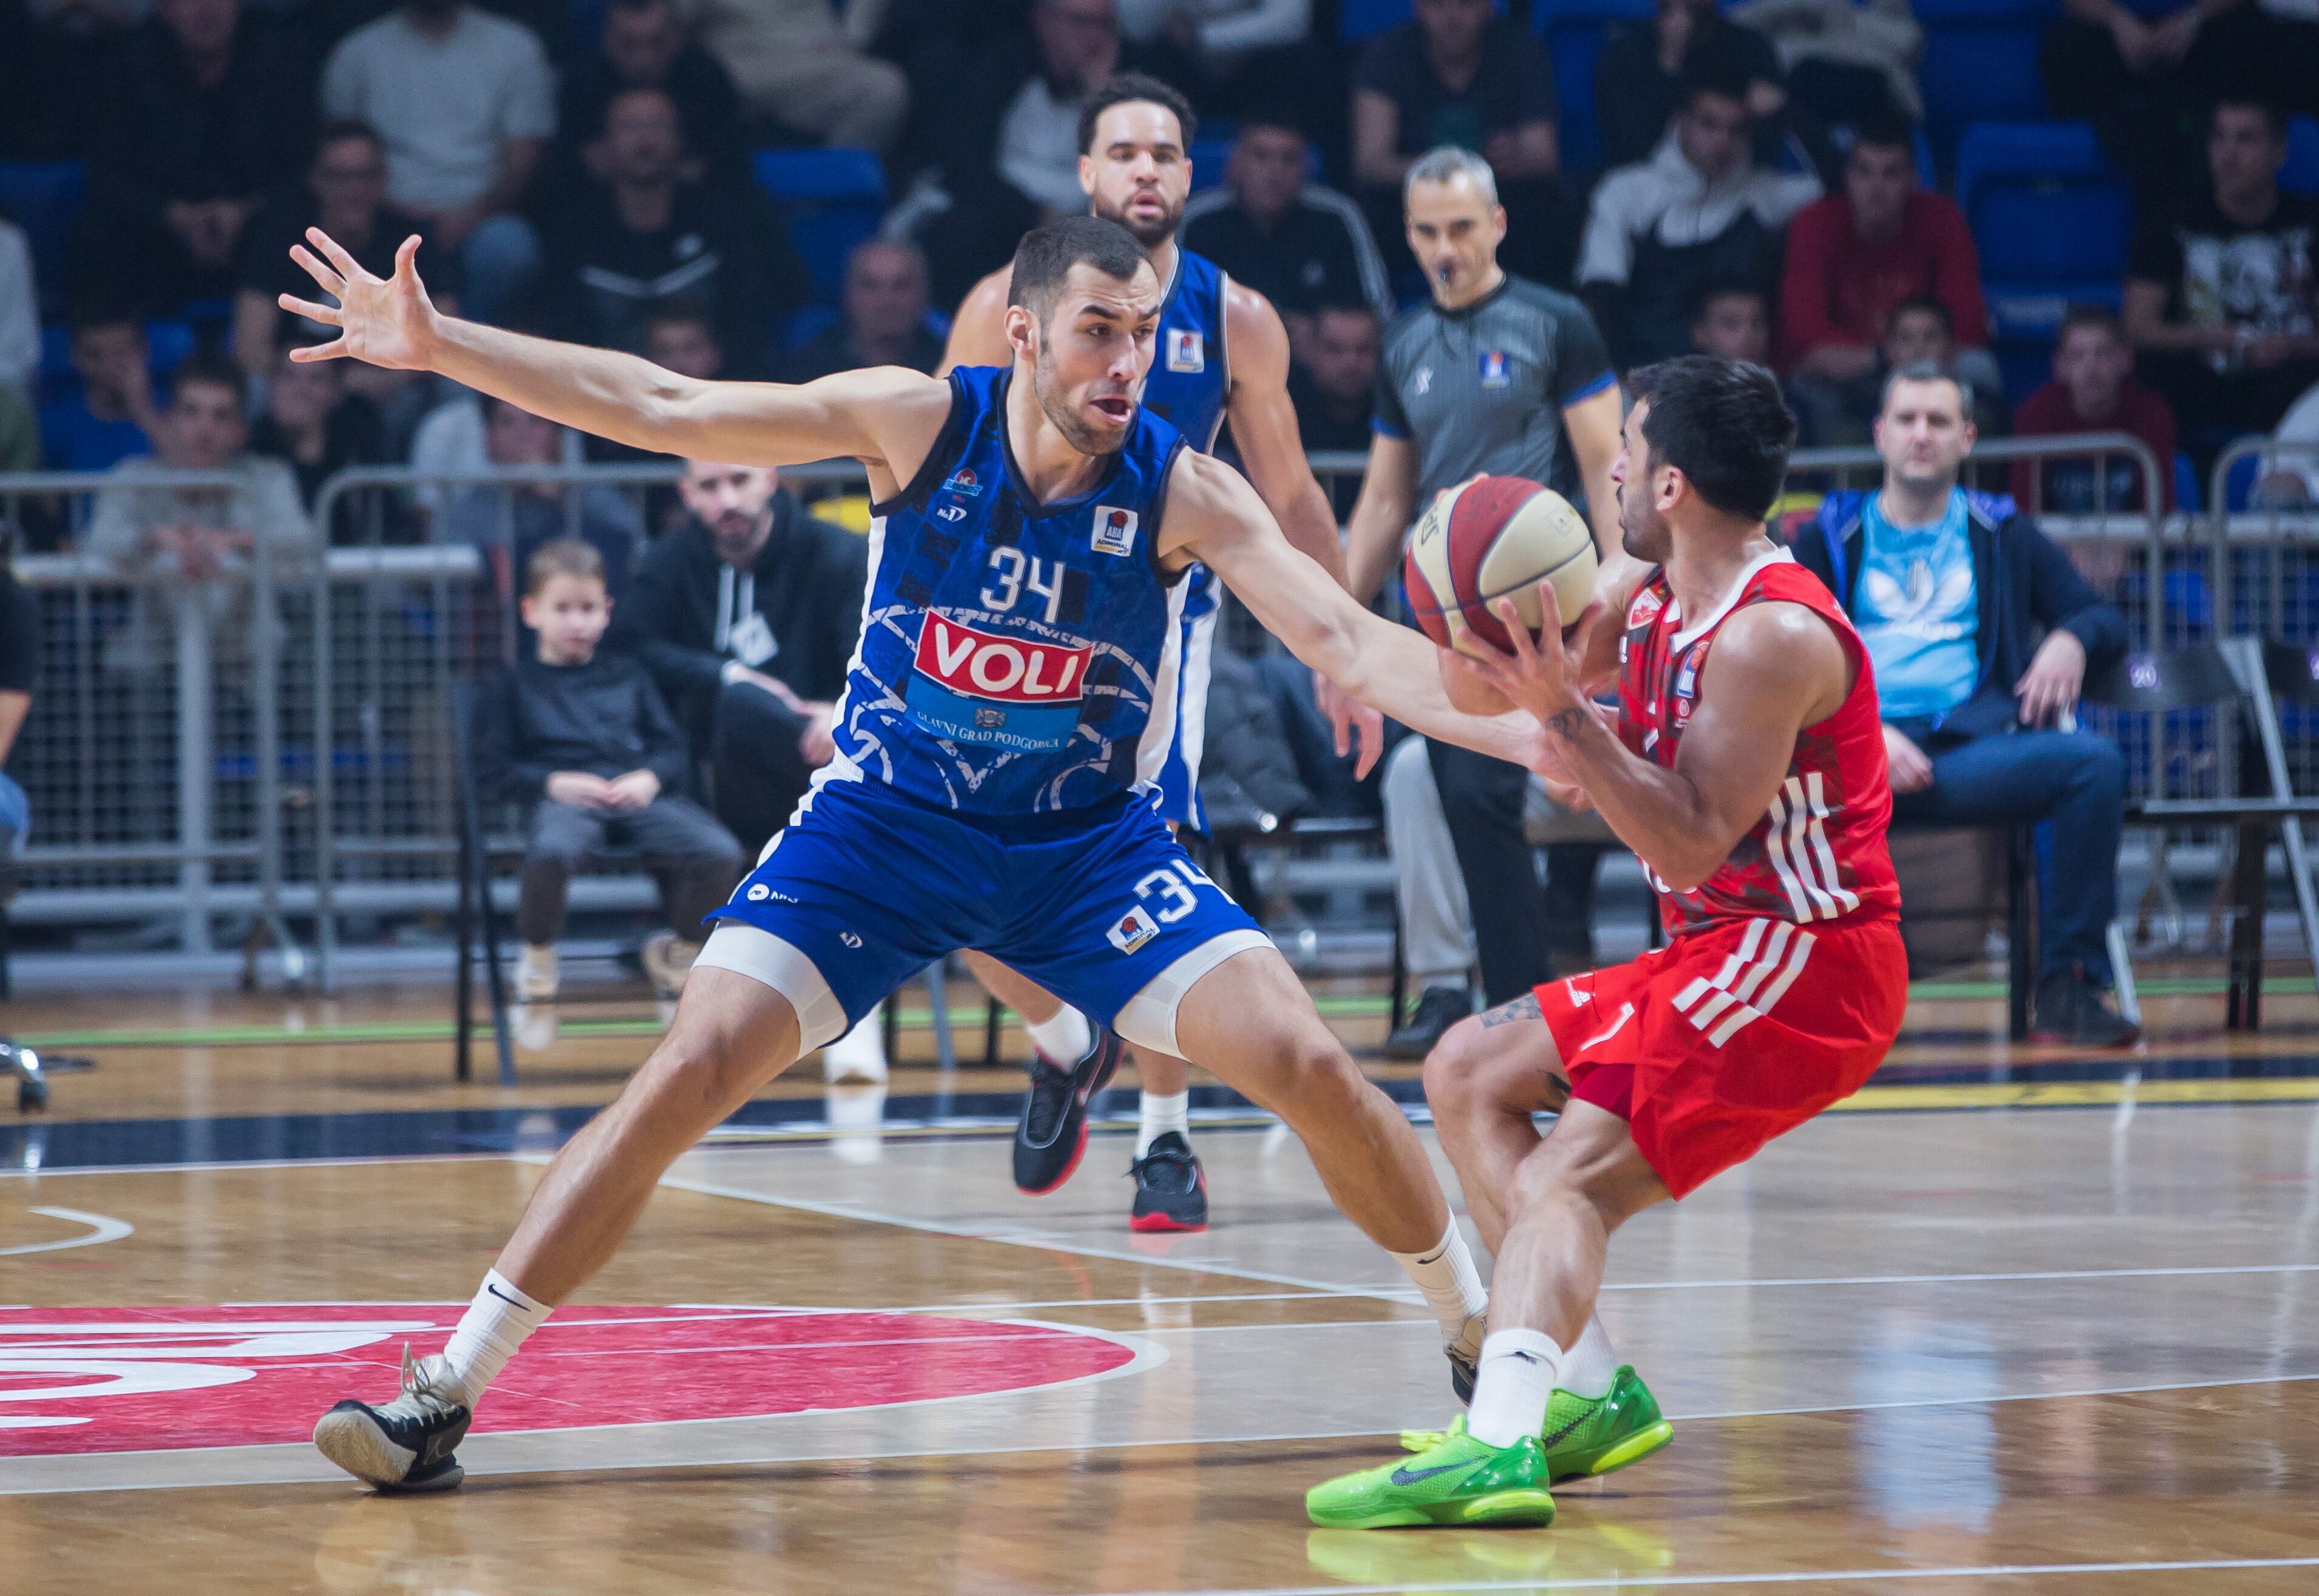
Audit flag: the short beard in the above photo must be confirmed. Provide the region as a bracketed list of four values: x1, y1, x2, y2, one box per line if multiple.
[1094, 192, 1180, 251]
[1619, 503, 1672, 565]
[1032, 349, 1128, 456]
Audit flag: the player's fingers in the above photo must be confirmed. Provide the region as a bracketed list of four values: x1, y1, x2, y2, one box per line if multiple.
[284, 334, 348, 362]
[288, 243, 347, 297]
[279, 293, 344, 327]
[306, 226, 366, 283]
[1354, 721, 1381, 781]
[394, 233, 422, 279]
[1493, 598, 1544, 670]
[1448, 611, 1510, 670]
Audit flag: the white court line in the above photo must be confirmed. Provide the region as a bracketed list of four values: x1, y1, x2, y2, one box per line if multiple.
[1103, 1557, 2319, 1595]
[0, 1151, 499, 1181]
[0, 1207, 132, 1257]
[640, 1164, 1386, 1297]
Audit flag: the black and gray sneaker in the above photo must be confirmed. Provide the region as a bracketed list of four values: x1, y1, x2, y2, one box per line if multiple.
[313, 1346, 472, 1492]
[1447, 1312, 1485, 1404]
[1128, 1130, 1208, 1232]
[1386, 986, 1474, 1061]
[2031, 964, 2141, 1048]
[1013, 1025, 1125, 1194]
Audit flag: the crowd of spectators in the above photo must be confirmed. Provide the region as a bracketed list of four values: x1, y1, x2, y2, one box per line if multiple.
[0, 0, 2308, 1042]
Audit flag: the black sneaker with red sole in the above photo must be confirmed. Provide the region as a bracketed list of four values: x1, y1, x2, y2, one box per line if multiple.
[1128, 1130, 1208, 1232]
[1013, 1025, 1125, 1194]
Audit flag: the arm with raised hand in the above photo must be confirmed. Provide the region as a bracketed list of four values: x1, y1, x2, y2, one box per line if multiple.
[280, 229, 948, 474]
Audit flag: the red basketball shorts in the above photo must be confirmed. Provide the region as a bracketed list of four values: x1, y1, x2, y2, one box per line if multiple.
[1534, 915, 1908, 1199]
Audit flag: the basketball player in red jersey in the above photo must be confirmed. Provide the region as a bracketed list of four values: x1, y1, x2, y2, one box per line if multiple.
[1309, 356, 1907, 1529]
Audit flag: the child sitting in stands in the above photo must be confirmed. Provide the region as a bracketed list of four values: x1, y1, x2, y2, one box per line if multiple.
[473, 538, 744, 999]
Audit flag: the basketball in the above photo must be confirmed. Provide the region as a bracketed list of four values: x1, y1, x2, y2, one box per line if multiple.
[1402, 475, 1598, 653]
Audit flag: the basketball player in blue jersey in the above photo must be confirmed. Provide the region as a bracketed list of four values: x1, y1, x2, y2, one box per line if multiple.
[284, 213, 1527, 1493]
[944, 75, 1377, 1233]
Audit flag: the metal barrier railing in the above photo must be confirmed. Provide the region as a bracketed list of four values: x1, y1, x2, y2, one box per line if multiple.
[0, 432, 2263, 988]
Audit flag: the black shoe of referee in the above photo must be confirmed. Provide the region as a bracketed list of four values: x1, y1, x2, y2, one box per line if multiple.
[1013, 1024, 1125, 1194]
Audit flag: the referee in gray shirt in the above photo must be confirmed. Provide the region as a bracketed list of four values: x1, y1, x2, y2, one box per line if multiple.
[1344, 146, 1626, 1040]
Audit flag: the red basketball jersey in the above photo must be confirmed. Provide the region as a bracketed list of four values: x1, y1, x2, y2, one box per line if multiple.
[1616, 549, 1901, 939]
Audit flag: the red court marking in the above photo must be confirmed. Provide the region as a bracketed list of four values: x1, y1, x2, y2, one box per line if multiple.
[0, 1303, 1136, 1456]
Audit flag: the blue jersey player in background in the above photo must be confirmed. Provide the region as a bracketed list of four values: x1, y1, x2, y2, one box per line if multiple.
[944, 75, 1379, 1234]
[287, 212, 1532, 1494]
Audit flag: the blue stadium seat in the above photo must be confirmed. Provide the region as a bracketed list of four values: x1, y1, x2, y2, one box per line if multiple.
[1915, 0, 2057, 170]
[1533, 0, 1654, 179]
[1343, 0, 1503, 43]
[0, 159, 87, 321]
[1956, 123, 2128, 403]
[752, 148, 889, 307]
[36, 316, 197, 407]
[2285, 116, 2319, 197]
[2173, 452, 2203, 514]
[1188, 135, 1326, 193]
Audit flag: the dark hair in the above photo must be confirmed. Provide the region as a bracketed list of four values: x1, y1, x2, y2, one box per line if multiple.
[1006, 214, 1153, 319]
[525, 537, 606, 597]
[1076, 72, 1196, 155]
[1847, 111, 1915, 160]
[1315, 299, 1378, 324]
[1677, 47, 1754, 112]
[2214, 95, 2287, 140]
[1687, 279, 1765, 323]
[166, 351, 247, 410]
[1879, 358, 1973, 418]
[70, 302, 145, 337]
[1887, 293, 1952, 335]
[1236, 109, 1308, 143]
[313, 120, 384, 155]
[1626, 356, 1796, 521]
[2057, 301, 2125, 345]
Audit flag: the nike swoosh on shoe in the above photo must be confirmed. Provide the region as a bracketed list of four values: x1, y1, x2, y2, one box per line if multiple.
[1388, 1460, 1473, 1486]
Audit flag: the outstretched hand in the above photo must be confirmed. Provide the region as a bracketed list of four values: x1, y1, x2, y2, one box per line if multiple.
[280, 229, 440, 372]
[1315, 674, 1385, 779]
[1451, 583, 1608, 742]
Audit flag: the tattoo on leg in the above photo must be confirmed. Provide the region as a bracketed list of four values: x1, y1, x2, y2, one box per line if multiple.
[1479, 993, 1541, 1029]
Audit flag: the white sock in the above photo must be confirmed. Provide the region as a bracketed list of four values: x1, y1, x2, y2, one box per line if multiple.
[1390, 1217, 1491, 1343]
[1024, 1004, 1092, 1064]
[1136, 1088, 1190, 1156]
[1466, 1329, 1562, 1448]
[437, 1268, 549, 1407]
[1559, 1313, 1620, 1400]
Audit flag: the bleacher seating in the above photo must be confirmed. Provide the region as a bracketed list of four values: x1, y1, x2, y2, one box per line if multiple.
[1955, 121, 2130, 402]
[1531, 0, 1654, 180]
[1340, 0, 1505, 44]
[1913, 0, 2057, 172]
[0, 160, 86, 321]
[2286, 117, 2319, 197]
[752, 148, 890, 308]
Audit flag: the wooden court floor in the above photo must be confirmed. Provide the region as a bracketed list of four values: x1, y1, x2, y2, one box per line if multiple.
[5, 968, 2319, 1593]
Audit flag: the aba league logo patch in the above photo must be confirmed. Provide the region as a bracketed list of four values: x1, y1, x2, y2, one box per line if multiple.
[0, 1304, 1148, 1461]
[1166, 328, 1204, 373]
[1092, 505, 1138, 557]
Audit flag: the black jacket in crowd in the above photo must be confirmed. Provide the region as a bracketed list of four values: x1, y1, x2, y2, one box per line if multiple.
[1789, 487, 2130, 739]
[607, 491, 870, 730]
[471, 651, 690, 806]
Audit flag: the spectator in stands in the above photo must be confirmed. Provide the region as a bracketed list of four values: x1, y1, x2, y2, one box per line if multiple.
[1691, 280, 1772, 362]
[1782, 114, 1994, 444]
[234, 121, 458, 380]
[1579, 55, 1820, 371]
[1885, 295, 2007, 436]
[321, 0, 556, 328]
[2127, 97, 2319, 474]
[76, 0, 313, 313]
[1731, 0, 1923, 127]
[782, 240, 942, 384]
[557, 0, 747, 194]
[1181, 115, 1394, 364]
[1115, 1, 1332, 138]
[2043, 0, 2273, 192]
[1352, 0, 1570, 284]
[2012, 304, 2179, 513]
[610, 457, 868, 857]
[474, 537, 743, 1003]
[2259, 375, 2319, 502]
[437, 396, 641, 614]
[247, 338, 388, 523]
[1004, 0, 1131, 222]
[0, 217, 34, 399]
[0, 548, 32, 866]
[39, 313, 158, 472]
[1596, 0, 1787, 172]
[83, 353, 315, 673]
[645, 309, 727, 382]
[0, 389, 34, 477]
[537, 87, 802, 379]
[1792, 364, 2137, 1047]
[688, 0, 908, 154]
[1289, 301, 1380, 519]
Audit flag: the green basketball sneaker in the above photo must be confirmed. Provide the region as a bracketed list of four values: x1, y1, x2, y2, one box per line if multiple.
[1306, 1430, 1556, 1529]
[1398, 1367, 1673, 1483]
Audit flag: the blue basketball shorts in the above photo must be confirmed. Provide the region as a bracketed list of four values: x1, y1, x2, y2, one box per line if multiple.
[696, 773, 1272, 1053]
[1148, 565, 1219, 832]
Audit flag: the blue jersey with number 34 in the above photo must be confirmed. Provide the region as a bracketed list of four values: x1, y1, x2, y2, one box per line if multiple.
[828, 364, 1191, 816]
